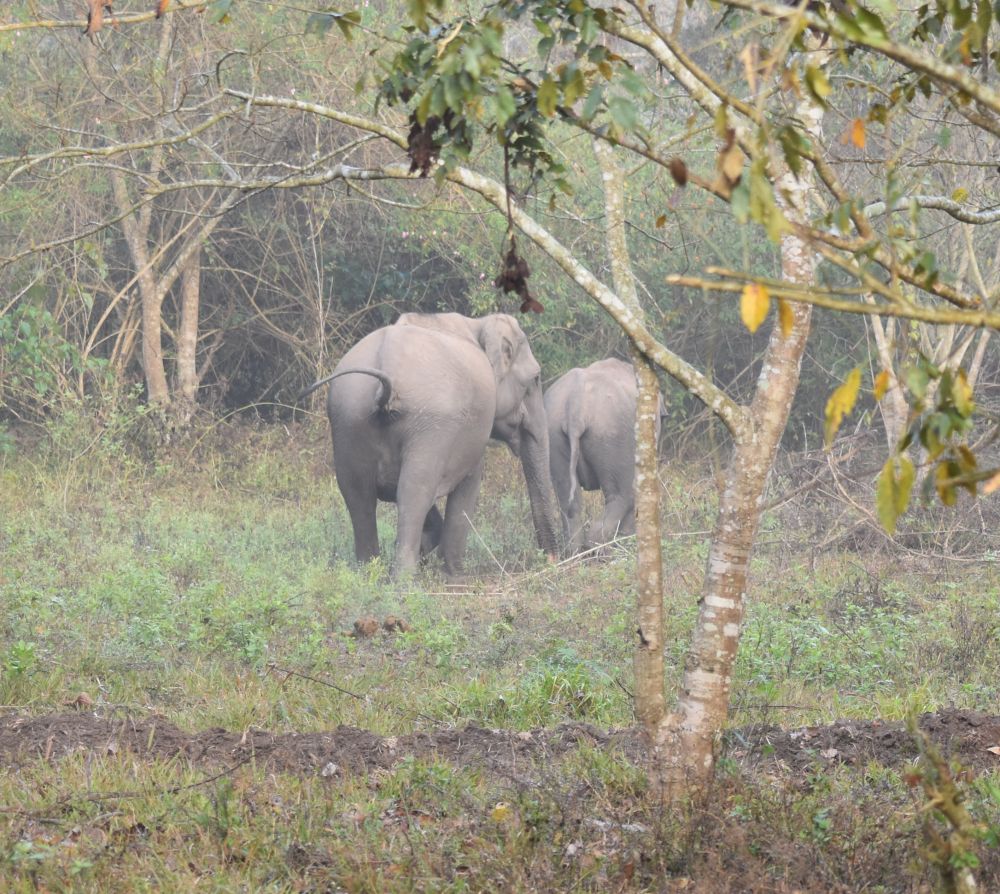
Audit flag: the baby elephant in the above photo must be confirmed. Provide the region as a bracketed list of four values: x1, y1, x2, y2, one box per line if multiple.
[544, 358, 663, 554]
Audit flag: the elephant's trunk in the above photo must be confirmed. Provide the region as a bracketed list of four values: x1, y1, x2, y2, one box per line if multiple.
[519, 388, 562, 558]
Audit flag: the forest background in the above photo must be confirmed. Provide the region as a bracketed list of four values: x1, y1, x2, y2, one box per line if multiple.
[2, 0, 1000, 891]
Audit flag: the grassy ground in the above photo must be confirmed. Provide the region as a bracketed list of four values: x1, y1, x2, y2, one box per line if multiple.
[1, 419, 998, 891]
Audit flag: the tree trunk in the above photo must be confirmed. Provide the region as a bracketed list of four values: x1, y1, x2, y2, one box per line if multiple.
[593, 139, 669, 762]
[112, 170, 171, 407]
[653, 96, 822, 801]
[175, 247, 202, 425]
[867, 313, 909, 449]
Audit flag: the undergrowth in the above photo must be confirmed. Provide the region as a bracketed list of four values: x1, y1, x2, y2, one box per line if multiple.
[0, 419, 998, 891]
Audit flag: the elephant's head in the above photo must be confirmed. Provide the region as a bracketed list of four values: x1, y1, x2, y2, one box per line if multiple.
[395, 311, 561, 557]
[474, 315, 560, 557]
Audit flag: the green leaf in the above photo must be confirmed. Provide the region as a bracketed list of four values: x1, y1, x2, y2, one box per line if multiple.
[805, 65, 832, 107]
[537, 77, 559, 117]
[335, 10, 362, 39]
[747, 163, 789, 242]
[305, 12, 334, 35]
[562, 65, 587, 106]
[730, 179, 750, 223]
[206, 0, 234, 24]
[607, 96, 639, 132]
[777, 125, 807, 177]
[904, 364, 929, 400]
[620, 68, 648, 98]
[854, 7, 889, 41]
[494, 86, 516, 127]
[580, 84, 604, 121]
[876, 454, 915, 534]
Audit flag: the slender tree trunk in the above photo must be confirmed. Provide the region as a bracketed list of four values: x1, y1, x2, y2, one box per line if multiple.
[593, 140, 668, 775]
[176, 247, 202, 424]
[868, 313, 909, 448]
[112, 170, 171, 406]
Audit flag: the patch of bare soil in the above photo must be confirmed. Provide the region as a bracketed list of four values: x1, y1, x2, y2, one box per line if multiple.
[1, 709, 998, 779]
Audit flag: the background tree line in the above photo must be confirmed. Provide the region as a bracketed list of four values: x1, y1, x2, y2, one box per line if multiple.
[2, 0, 952, 453]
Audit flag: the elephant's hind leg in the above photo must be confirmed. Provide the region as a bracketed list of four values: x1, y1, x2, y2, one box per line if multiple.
[421, 505, 444, 558]
[440, 460, 485, 578]
[595, 493, 635, 546]
[337, 473, 380, 565]
[393, 457, 448, 577]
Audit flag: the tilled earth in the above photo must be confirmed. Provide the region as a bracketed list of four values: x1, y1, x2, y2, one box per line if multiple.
[1, 708, 998, 779]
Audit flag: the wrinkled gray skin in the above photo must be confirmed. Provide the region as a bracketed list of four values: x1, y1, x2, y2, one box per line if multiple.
[302, 313, 560, 578]
[544, 358, 663, 554]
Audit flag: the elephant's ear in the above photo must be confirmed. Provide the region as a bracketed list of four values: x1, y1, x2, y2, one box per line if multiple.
[479, 318, 515, 383]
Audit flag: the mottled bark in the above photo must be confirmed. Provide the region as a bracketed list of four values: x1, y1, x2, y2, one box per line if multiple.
[867, 312, 909, 449]
[593, 140, 668, 749]
[656, 298, 812, 799]
[175, 248, 202, 424]
[653, 100, 821, 801]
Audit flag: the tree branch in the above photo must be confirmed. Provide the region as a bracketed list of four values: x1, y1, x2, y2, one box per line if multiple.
[0, 1, 207, 33]
[667, 271, 1000, 328]
[716, 0, 1000, 119]
[863, 195, 1000, 225]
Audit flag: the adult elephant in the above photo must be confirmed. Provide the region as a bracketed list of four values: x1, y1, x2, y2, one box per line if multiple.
[544, 358, 663, 554]
[300, 313, 560, 577]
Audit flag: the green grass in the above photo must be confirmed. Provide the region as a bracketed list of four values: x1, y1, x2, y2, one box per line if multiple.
[0, 421, 998, 891]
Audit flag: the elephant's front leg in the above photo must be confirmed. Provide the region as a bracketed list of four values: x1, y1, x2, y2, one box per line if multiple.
[440, 460, 485, 578]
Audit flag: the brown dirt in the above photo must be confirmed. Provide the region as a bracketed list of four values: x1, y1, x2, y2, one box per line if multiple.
[1, 709, 998, 779]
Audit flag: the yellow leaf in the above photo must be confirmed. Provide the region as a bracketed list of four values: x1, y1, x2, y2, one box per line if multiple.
[720, 145, 744, 184]
[873, 369, 891, 401]
[983, 469, 1000, 494]
[823, 366, 862, 447]
[850, 118, 866, 149]
[876, 454, 915, 534]
[952, 369, 974, 416]
[935, 462, 958, 506]
[952, 187, 969, 203]
[537, 78, 558, 117]
[490, 802, 512, 823]
[740, 283, 770, 334]
[777, 297, 794, 338]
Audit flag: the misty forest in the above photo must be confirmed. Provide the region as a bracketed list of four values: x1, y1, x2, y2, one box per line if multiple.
[2, 0, 1000, 890]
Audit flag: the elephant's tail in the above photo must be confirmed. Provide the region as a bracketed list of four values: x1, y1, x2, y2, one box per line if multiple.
[297, 367, 394, 411]
[567, 423, 582, 506]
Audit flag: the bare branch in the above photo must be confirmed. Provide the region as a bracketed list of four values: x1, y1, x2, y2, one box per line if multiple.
[0, 0, 207, 33]
[863, 195, 1000, 225]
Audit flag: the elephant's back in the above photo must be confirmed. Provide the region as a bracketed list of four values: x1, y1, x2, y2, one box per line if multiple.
[329, 325, 495, 429]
